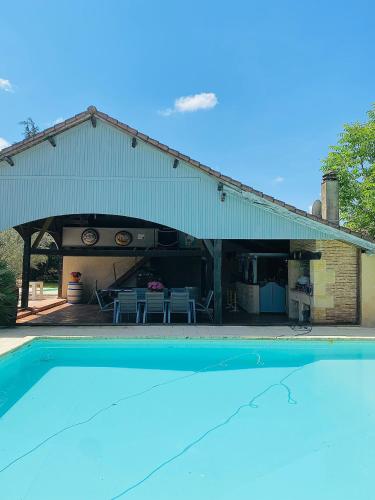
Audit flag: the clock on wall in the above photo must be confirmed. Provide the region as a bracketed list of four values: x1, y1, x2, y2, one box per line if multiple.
[115, 230, 133, 247]
[81, 228, 99, 246]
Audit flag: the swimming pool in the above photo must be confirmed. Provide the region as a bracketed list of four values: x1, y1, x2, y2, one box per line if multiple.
[0, 338, 374, 499]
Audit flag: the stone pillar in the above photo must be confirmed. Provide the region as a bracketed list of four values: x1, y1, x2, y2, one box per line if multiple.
[289, 240, 359, 324]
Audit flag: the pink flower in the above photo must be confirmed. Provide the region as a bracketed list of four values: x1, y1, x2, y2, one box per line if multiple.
[147, 281, 164, 291]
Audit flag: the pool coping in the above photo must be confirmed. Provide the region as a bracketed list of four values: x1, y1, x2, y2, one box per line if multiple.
[1, 325, 375, 358]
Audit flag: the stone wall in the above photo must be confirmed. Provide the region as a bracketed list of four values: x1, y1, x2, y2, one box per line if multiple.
[289, 240, 359, 324]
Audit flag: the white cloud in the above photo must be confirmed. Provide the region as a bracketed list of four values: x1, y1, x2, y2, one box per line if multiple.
[51, 117, 64, 126]
[273, 176, 284, 184]
[308, 204, 313, 214]
[0, 78, 13, 92]
[160, 92, 218, 116]
[45, 117, 65, 128]
[0, 137, 10, 151]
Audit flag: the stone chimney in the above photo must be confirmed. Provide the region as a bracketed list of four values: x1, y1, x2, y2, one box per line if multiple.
[321, 171, 339, 224]
[311, 199, 322, 218]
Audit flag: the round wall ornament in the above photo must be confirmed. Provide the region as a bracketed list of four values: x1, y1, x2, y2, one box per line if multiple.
[81, 228, 99, 246]
[115, 230, 133, 247]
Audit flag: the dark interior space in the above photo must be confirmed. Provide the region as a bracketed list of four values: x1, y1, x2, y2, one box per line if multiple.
[16, 214, 295, 325]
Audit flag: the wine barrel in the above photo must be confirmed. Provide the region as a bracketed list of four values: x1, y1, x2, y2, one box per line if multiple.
[67, 282, 83, 304]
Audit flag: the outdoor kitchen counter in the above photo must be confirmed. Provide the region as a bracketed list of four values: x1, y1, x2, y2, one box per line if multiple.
[235, 282, 260, 314]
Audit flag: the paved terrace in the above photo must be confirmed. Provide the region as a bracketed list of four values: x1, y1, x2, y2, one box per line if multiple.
[1, 325, 375, 358]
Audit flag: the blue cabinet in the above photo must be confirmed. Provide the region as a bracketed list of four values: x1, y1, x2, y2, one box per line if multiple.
[259, 282, 286, 313]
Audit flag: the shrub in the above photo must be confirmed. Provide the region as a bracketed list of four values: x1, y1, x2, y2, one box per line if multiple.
[0, 260, 18, 327]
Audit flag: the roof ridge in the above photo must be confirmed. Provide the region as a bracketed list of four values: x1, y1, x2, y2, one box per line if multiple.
[0, 105, 373, 245]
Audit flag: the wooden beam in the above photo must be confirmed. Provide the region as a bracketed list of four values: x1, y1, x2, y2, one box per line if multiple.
[213, 239, 222, 324]
[57, 256, 64, 298]
[4, 156, 14, 167]
[47, 136, 56, 147]
[203, 239, 214, 258]
[32, 217, 54, 249]
[21, 234, 31, 309]
[30, 248, 202, 257]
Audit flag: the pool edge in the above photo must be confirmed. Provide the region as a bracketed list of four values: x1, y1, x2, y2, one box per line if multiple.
[2, 331, 375, 359]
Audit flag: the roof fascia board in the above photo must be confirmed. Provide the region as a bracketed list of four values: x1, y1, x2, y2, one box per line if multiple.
[0, 112, 91, 163]
[230, 187, 375, 252]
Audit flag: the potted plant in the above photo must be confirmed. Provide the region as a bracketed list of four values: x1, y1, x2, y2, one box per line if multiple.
[0, 260, 18, 327]
[70, 271, 82, 283]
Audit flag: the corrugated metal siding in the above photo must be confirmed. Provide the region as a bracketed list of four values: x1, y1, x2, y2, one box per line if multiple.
[0, 119, 373, 250]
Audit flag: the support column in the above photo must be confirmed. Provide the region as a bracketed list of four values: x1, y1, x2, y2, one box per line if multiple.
[21, 233, 31, 309]
[213, 239, 222, 324]
[57, 256, 64, 298]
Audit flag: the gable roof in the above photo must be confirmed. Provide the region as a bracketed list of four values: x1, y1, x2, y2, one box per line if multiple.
[0, 105, 374, 248]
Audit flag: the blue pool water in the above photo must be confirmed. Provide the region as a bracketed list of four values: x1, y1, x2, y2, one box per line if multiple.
[1, 338, 375, 499]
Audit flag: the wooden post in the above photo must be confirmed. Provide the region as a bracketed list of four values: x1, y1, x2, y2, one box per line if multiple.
[213, 239, 222, 324]
[57, 257, 64, 298]
[21, 233, 31, 309]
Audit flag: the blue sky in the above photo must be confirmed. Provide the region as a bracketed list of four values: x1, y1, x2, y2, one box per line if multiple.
[0, 0, 374, 211]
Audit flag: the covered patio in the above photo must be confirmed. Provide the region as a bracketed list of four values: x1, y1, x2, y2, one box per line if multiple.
[15, 213, 295, 326]
[15, 213, 214, 325]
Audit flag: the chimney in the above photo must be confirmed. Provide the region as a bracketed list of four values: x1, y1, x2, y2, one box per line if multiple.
[321, 171, 339, 224]
[311, 199, 322, 218]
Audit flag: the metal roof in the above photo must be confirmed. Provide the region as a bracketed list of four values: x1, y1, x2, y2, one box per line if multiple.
[1, 106, 374, 252]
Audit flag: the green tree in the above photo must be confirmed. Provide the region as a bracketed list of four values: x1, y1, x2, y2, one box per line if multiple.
[321, 104, 375, 237]
[19, 117, 39, 139]
[0, 229, 52, 279]
[0, 260, 18, 326]
[0, 229, 24, 278]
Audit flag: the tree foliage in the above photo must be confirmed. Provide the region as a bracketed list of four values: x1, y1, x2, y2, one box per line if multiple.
[0, 229, 52, 279]
[0, 260, 18, 327]
[321, 104, 375, 237]
[0, 229, 24, 278]
[19, 117, 39, 139]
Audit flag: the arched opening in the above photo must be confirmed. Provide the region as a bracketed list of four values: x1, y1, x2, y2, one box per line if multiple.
[15, 213, 215, 324]
[14, 213, 298, 326]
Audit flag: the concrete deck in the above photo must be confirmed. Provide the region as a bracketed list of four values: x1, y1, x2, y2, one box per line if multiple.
[1, 325, 375, 358]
